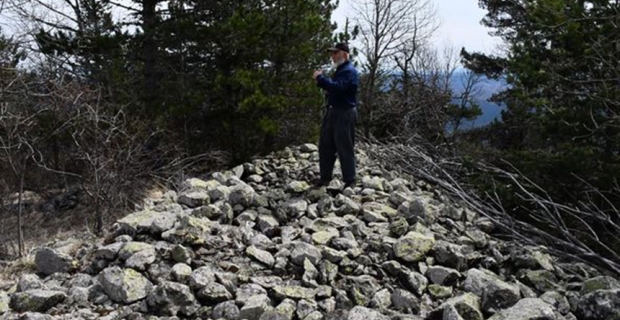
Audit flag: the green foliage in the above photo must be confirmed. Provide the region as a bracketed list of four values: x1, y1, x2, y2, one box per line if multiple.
[32, 0, 338, 163]
[458, 0, 620, 263]
[462, 0, 620, 203]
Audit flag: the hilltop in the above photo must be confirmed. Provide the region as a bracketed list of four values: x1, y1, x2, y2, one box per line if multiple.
[0, 143, 617, 320]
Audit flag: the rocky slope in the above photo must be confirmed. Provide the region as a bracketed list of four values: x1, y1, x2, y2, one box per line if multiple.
[0, 144, 618, 320]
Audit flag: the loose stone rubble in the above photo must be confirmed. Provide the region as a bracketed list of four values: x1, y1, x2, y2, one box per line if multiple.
[1, 143, 619, 320]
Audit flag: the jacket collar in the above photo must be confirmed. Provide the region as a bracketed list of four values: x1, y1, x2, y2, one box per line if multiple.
[336, 59, 351, 72]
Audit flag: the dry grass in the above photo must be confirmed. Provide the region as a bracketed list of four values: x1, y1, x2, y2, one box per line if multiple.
[0, 254, 36, 288]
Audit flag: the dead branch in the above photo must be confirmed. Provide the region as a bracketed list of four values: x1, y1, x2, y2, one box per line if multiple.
[361, 138, 620, 276]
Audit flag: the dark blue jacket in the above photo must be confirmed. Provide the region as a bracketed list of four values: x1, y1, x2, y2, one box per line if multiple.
[316, 60, 359, 109]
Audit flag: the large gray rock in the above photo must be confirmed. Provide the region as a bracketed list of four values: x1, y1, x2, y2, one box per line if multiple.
[397, 269, 428, 296]
[239, 294, 273, 320]
[0, 292, 8, 314]
[488, 298, 557, 320]
[188, 266, 217, 291]
[426, 266, 461, 286]
[433, 241, 472, 271]
[247, 246, 275, 267]
[124, 246, 157, 271]
[147, 281, 199, 317]
[198, 282, 233, 303]
[361, 202, 397, 223]
[178, 189, 210, 208]
[162, 215, 215, 245]
[171, 245, 193, 265]
[34, 248, 75, 276]
[93, 242, 124, 260]
[171, 263, 192, 283]
[580, 276, 620, 295]
[213, 300, 240, 320]
[118, 241, 154, 260]
[208, 185, 231, 202]
[435, 293, 483, 320]
[99, 266, 153, 304]
[463, 268, 520, 313]
[540, 291, 570, 315]
[393, 231, 435, 262]
[391, 289, 419, 313]
[116, 209, 178, 235]
[292, 242, 322, 266]
[229, 184, 256, 207]
[273, 285, 316, 300]
[9, 290, 66, 312]
[16, 313, 55, 320]
[347, 306, 389, 320]
[16, 274, 44, 292]
[576, 288, 620, 320]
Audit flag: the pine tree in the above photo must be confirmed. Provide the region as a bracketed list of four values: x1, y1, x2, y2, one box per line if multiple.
[462, 0, 620, 208]
[35, 0, 127, 88]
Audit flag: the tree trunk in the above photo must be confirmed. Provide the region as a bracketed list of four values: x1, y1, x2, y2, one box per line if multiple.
[142, 0, 158, 111]
[17, 162, 25, 258]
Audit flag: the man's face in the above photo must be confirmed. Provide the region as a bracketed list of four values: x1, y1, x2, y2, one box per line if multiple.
[331, 50, 345, 65]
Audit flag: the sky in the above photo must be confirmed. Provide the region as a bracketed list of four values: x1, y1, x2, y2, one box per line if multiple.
[331, 0, 503, 56]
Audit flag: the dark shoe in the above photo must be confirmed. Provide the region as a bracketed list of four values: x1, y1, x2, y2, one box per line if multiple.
[343, 179, 356, 190]
[313, 179, 330, 188]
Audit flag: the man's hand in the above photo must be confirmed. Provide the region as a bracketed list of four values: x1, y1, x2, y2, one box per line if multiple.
[313, 70, 323, 80]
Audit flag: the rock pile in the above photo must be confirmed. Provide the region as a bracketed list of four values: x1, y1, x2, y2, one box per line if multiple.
[1, 144, 619, 320]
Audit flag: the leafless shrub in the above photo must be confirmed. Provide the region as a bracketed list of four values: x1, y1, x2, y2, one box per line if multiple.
[0, 64, 229, 258]
[352, 0, 440, 138]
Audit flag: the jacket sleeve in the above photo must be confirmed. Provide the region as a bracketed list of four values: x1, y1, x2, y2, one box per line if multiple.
[316, 69, 357, 93]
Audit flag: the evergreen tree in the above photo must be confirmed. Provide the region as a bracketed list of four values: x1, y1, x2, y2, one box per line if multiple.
[462, 0, 620, 207]
[35, 0, 128, 89]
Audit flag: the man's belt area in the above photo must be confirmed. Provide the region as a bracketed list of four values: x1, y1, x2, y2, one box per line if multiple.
[326, 105, 356, 110]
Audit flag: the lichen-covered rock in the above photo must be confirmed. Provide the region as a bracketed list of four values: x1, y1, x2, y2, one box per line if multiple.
[116, 209, 178, 235]
[488, 298, 557, 320]
[361, 202, 396, 223]
[428, 284, 453, 299]
[0, 292, 9, 314]
[15, 312, 56, 320]
[273, 285, 316, 300]
[347, 306, 389, 320]
[291, 242, 322, 266]
[16, 274, 44, 292]
[162, 215, 215, 245]
[9, 290, 66, 312]
[520, 270, 559, 293]
[239, 294, 273, 320]
[434, 293, 483, 320]
[178, 189, 210, 208]
[393, 231, 435, 262]
[229, 184, 256, 207]
[99, 266, 153, 304]
[433, 241, 472, 271]
[463, 268, 520, 313]
[540, 291, 570, 315]
[146, 281, 199, 316]
[580, 276, 620, 295]
[212, 300, 240, 320]
[576, 288, 620, 320]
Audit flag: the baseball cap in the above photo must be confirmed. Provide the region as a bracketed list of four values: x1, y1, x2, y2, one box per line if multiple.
[326, 42, 350, 53]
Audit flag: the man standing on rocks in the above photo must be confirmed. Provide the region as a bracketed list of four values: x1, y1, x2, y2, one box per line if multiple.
[312, 42, 360, 190]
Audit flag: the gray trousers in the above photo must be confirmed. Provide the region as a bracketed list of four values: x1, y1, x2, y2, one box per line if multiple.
[318, 107, 357, 183]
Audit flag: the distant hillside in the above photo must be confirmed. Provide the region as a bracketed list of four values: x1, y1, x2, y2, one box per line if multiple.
[380, 69, 508, 130]
[449, 69, 508, 129]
